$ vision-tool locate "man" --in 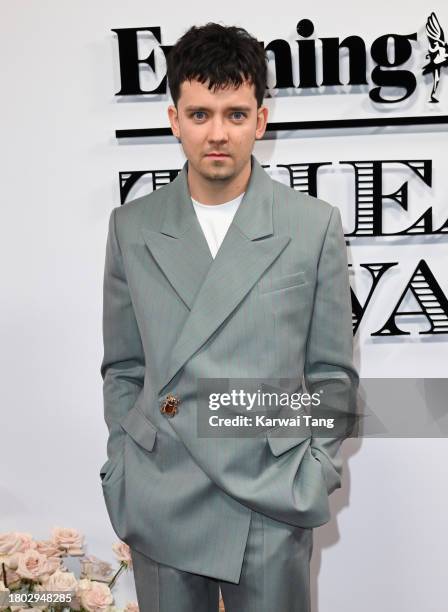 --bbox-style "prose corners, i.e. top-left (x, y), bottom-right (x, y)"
top-left (100, 23), bottom-right (359, 612)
